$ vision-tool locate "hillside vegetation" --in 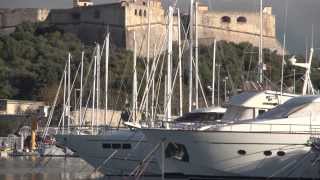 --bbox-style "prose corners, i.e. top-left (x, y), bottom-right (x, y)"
top-left (0, 22), bottom-right (319, 114)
